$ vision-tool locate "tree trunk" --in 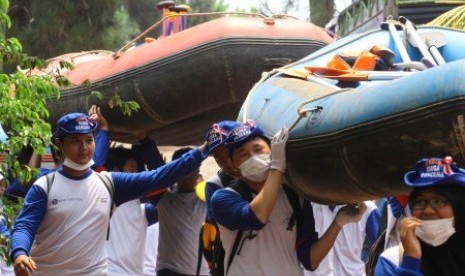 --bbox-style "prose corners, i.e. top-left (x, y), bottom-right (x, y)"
top-left (309, 0), bottom-right (334, 27)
